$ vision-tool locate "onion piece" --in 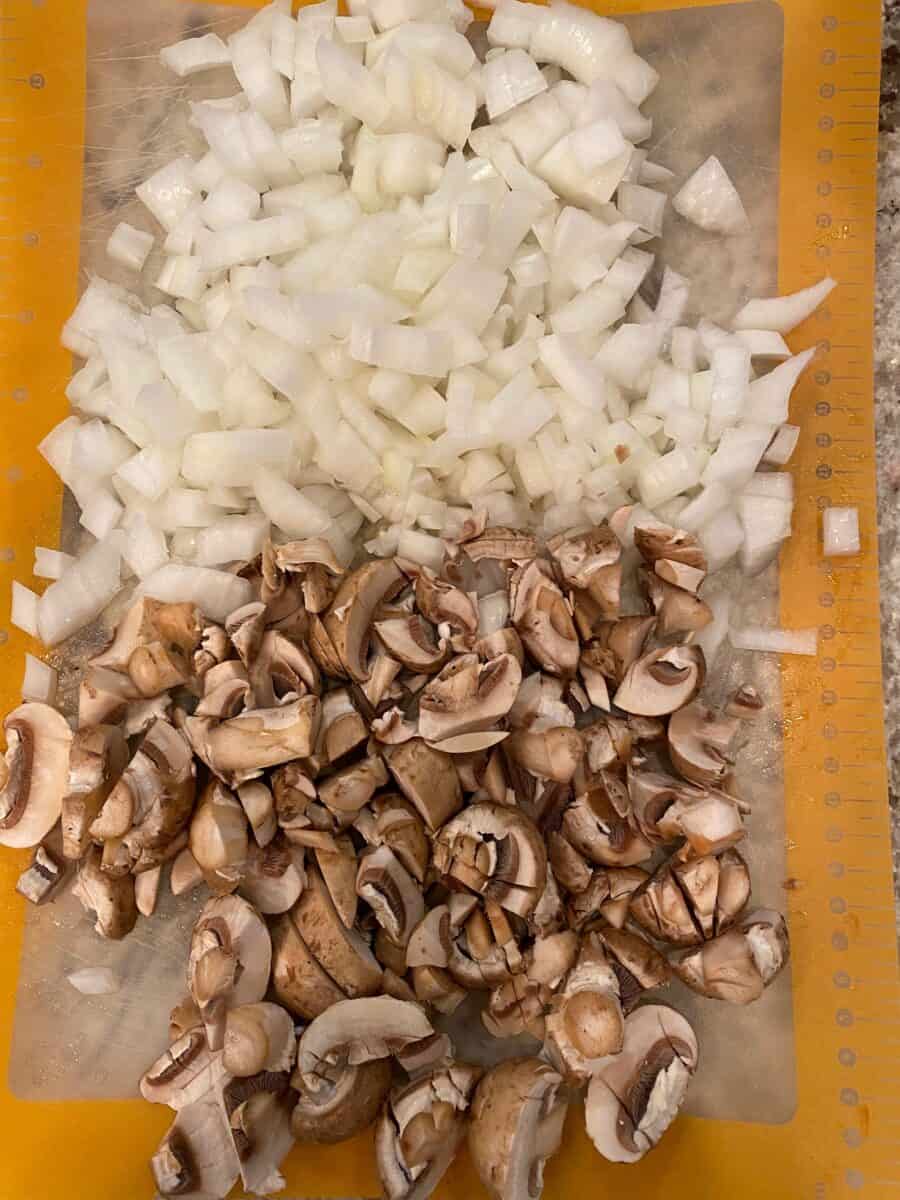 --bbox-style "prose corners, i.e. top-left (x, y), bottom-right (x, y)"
top-left (139, 564), bottom-right (254, 622)
top-left (673, 155), bottom-right (750, 235)
top-left (763, 424), bottom-right (801, 466)
top-left (823, 506), bottom-right (860, 558)
top-left (67, 967), bottom-right (121, 996)
top-left (160, 33), bottom-right (231, 77)
top-left (22, 653), bottom-right (57, 704)
top-left (744, 347), bottom-right (816, 425)
top-left (37, 534), bottom-right (124, 647)
top-left (253, 466), bottom-right (332, 538)
top-left (33, 547), bottom-right (75, 581)
top-left (730, 625), bottom-right (818, 657)
top-left (732, 276), bottom-right (837, 334)
top-left (482, 48), bottom-right (547, 120)
top-left (106, 222), bottom-right (154, 272)
top-left (11, 581), bottom-right (39, 636)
